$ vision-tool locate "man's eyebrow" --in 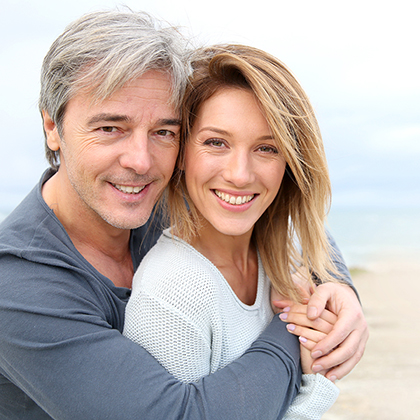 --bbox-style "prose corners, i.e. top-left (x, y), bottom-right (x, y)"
top-left (157, 118), bottom-right (181, 127)
top-left (87, 114), bottom-right (131, 125)
top-left (86, 115), bottom-right (181, 127)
